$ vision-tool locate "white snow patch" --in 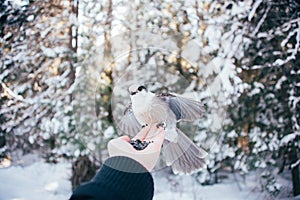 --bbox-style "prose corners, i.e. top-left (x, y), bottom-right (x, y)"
top-left (291, 159), bottom-right (300, 169)
top-left (274, 58), bottom-right (285, 66)
top-left (104, 126), bottom-right (115, 138)
top-left (153, 169), bottom-right (268, 200)
top-left (0, 159), bottom-right (295, 200)
top-left (280, 133), bottom-right (297, 146)
top-left (248, 0), bottom-right (263, 21)
top-left (275, 76), bottom-right (287, 89)
top-left (0, 160), bottom-right (71, 200)
top-left (41, 46), bottom-right (56, 58)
